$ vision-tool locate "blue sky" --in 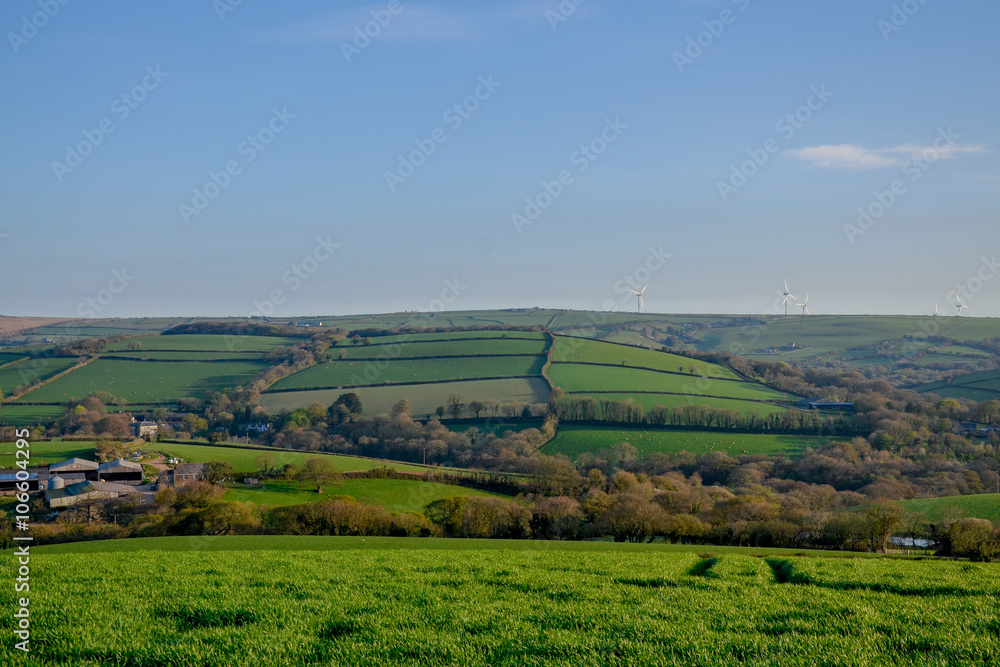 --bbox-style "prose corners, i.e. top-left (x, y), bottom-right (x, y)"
top-left (2, 0), bottom-right (998, 318)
